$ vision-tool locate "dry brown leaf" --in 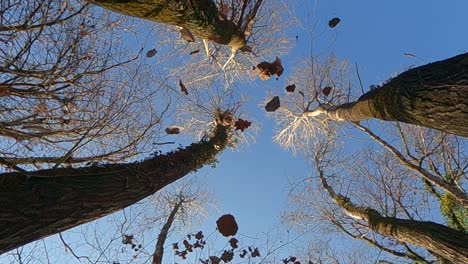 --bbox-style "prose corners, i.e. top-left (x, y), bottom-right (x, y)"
top-left (286, 84), bottom-right (296, 93)
top-left (189, 49), bottom-right (200, 55)
top-left (265, 96), bottom-right (280, 112)
top-left (165, 126), bottom-right (182, 135)
top-left (256, 57), bottom-right (284, 80)
top-left (234, 119), bottom-right (251, 132)
top-left (322, 86), bottom-right (332, 96)
top-left (179, 79), bottom-right (189, 95)
top-left (216, 214), bottom-right (238, 237)
top-left (328, 17), bottom-right (341, 28)
top-left (146, 49), bottom-right (157, 58)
